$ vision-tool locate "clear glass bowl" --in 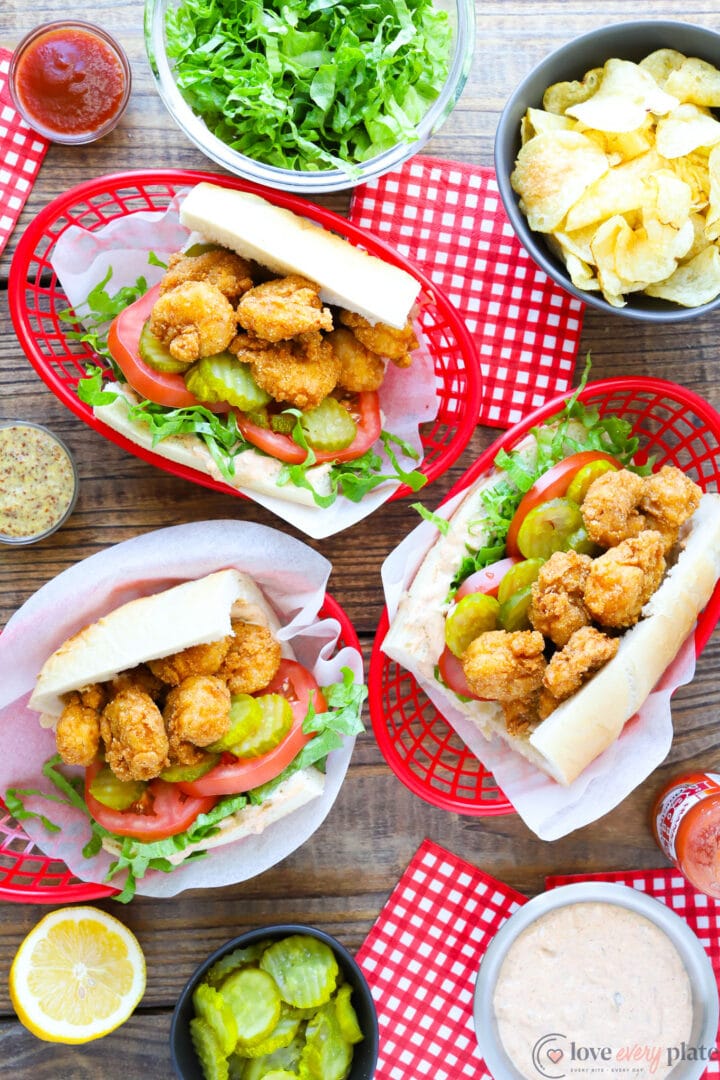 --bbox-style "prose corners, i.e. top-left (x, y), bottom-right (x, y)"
top-left (144, 0), bottom-right (475, 193)
top-left (0, 421), bottom-right (78, 546)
